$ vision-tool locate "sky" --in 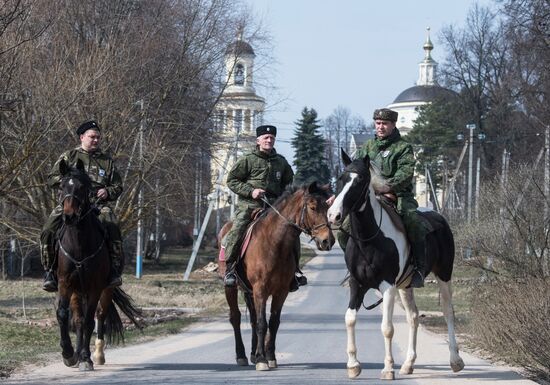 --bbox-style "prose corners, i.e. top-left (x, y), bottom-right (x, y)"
top-left (243, 0), bottom-right (489, 163)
